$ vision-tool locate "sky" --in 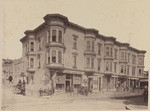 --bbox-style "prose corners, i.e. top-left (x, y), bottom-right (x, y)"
top-left (2, 0), bottom-right (150, 70)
